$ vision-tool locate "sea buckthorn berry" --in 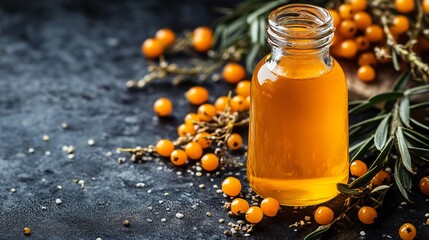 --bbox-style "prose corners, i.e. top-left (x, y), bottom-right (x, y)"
top-left (153, 98), bottom-right (173, 117)
top-left (357, 65), bottom-right (376, 82)
top-left (338, 20), bottom-right (358, 38)
top-left (260, 197), bottom-right (280, 217)
top-left (349, 0), bottom-right (367, 11)
top-left (184, 113), bottom-right (200, 125)
top-left (395, 0), bottom-right (415, 13)
top-left (23, 226), bottom-right (31, 235)
top-left (371, 169), bottom-right (392, 187)
top-left (358, 206), bottom-right (377, 224)
top-left (170, 149), bottom-right (187, 166)
top-left (245, 206), bottom-right (264, 224)
top-left (339, 40), bottom-right (358, 58)
top-left (419, 176), bottom-right (429, 196)
top-left (198, 104), bottom-right (217, 122)
top-left (314, 206), bottom-right (334, 225)
top-left (353, 11), bottom-right (373, 31)
top-left (236, 80), bottom-right (251, 97)
top-left (155, 28), bottom-right (175, 46)
top-left (177, 123), bottom-right (196, 137)
top-left (358, 52), bottom-right (377, 66)
top-left (332, 31), bottom-right (344, 47)
top-left (328, 9), bottom-right (341, 28)
top-left (201, 153), bottom-right (219, 171)
top-left (221, 177), bottom-right (242, 197)
top-left (184, 142), bottom-right (203, 160)
top-left (245, 96), bottom-right (250, 108)
top-left (192, 26), bottom-right (213, 52)
top-left (355, 36), bottom-right (370, 51)
top-left (195, 132), bottom-right (212, 149)
top-left (215, 96), bottom-right (230, 112)
top-left (391, 15), bottom-right (410, 35)
top-left (141, 38), bottom-right (164, 58)
top-left (227, 133), bottom-right (243, 150)
top-left (156, 139), bottom-right (175, 157)
top-left (230, 95), bottom-right (247, 112)
top-left (365, 25), bottom-right (384, 42)
top-left (399, 223), bottom-right (417, 240)
top-left (185, 86), bottom-right (209, 105)
top-left (231, 198), bottom-right (250, 215)
top-left (222, 63), bottom-right (246, 84)
top-left (338, 3), bottom-right (354, 20)
top-left (424, 0), bottom-right (429, 13)
top-left (350, 160), bottom-right (368, 177)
